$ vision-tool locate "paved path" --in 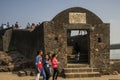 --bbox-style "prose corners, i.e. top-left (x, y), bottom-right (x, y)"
top-left (0, 72), bottom-right (120, 80)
